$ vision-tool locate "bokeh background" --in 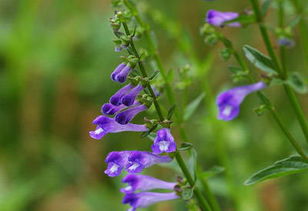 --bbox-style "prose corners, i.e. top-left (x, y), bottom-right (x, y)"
top-left (0, 0), bottom-right (307, 210)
